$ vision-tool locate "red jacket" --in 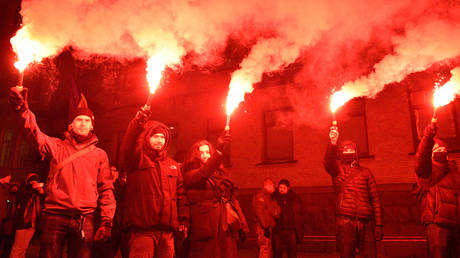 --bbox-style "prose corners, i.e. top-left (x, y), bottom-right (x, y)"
top-left (120, 118), bottom-right (188, 231)
top-left (323, 143), bottom-right (383, 225)
top-left (16, 109), bottom-right (115, 220)
top-left (414, 134), bottom-right (460, 227)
